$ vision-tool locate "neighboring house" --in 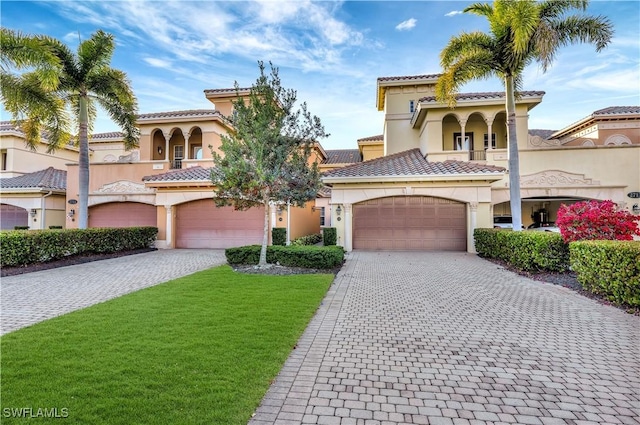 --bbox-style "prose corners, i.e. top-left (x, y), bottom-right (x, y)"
top-left (321, 74), bottom-right (640, 252)
top-left (0, 167), bottom-right (67, 230)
